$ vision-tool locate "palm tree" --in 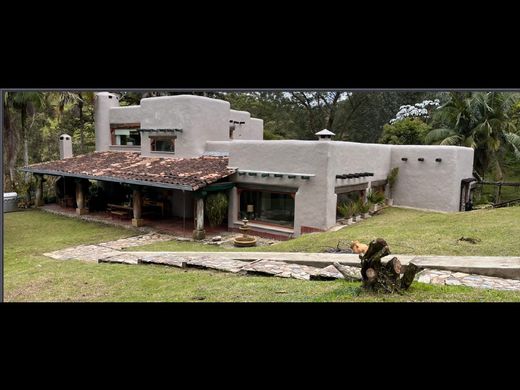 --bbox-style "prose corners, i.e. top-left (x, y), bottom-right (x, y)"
top-left (11, 92), bottom-right (45, 167)
top-left (10, 92), bottom-right (45, 199)
top-left (426, 92), bottom-right (520, 179)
